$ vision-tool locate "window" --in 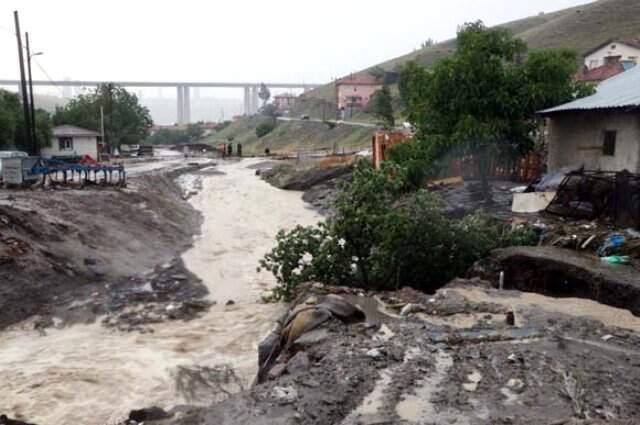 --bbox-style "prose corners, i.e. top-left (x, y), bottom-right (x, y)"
top-left (603, 130), bottom-right (617, 156)
top-left (589, 59), bottom-right (599, 68)
top-left (58, 136), bottom-right (73, 151)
